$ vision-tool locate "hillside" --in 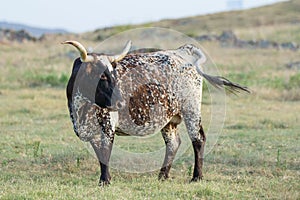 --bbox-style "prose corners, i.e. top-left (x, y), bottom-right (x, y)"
top-left (0, 21), bottom-right (68, 37)
top-left (87, 0), bottom-right (300, 43)
top-left (2, 0), bottom-right (300, 43)
top-left (151, 0), bottom-right (300, 35)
